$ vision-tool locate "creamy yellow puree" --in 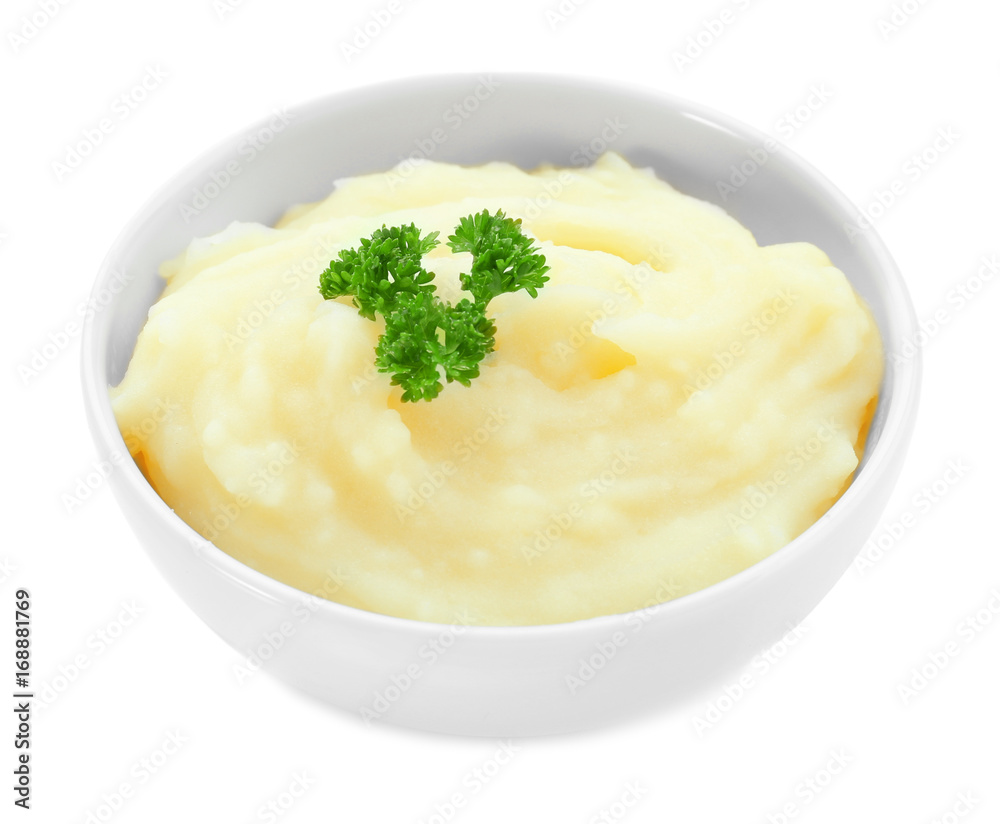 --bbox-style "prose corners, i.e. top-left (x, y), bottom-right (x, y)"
top-left (112, 153), bottom-right (883, 625)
